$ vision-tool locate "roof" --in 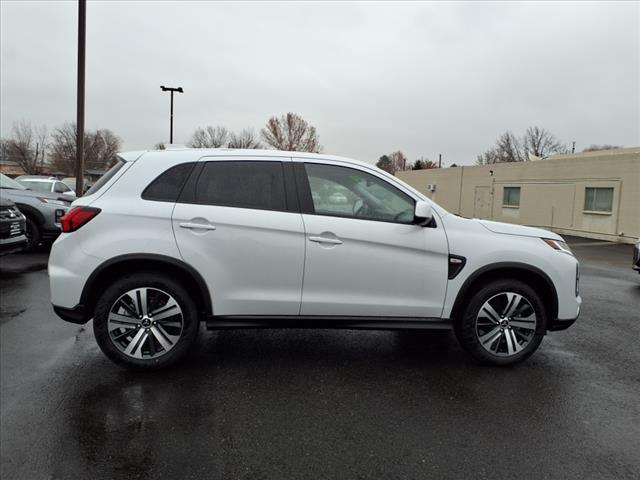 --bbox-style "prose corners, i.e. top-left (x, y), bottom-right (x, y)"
top-left (118, 148), bottom-right (376, 170)
top-left (16, 176), bottom-right (57, 182)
